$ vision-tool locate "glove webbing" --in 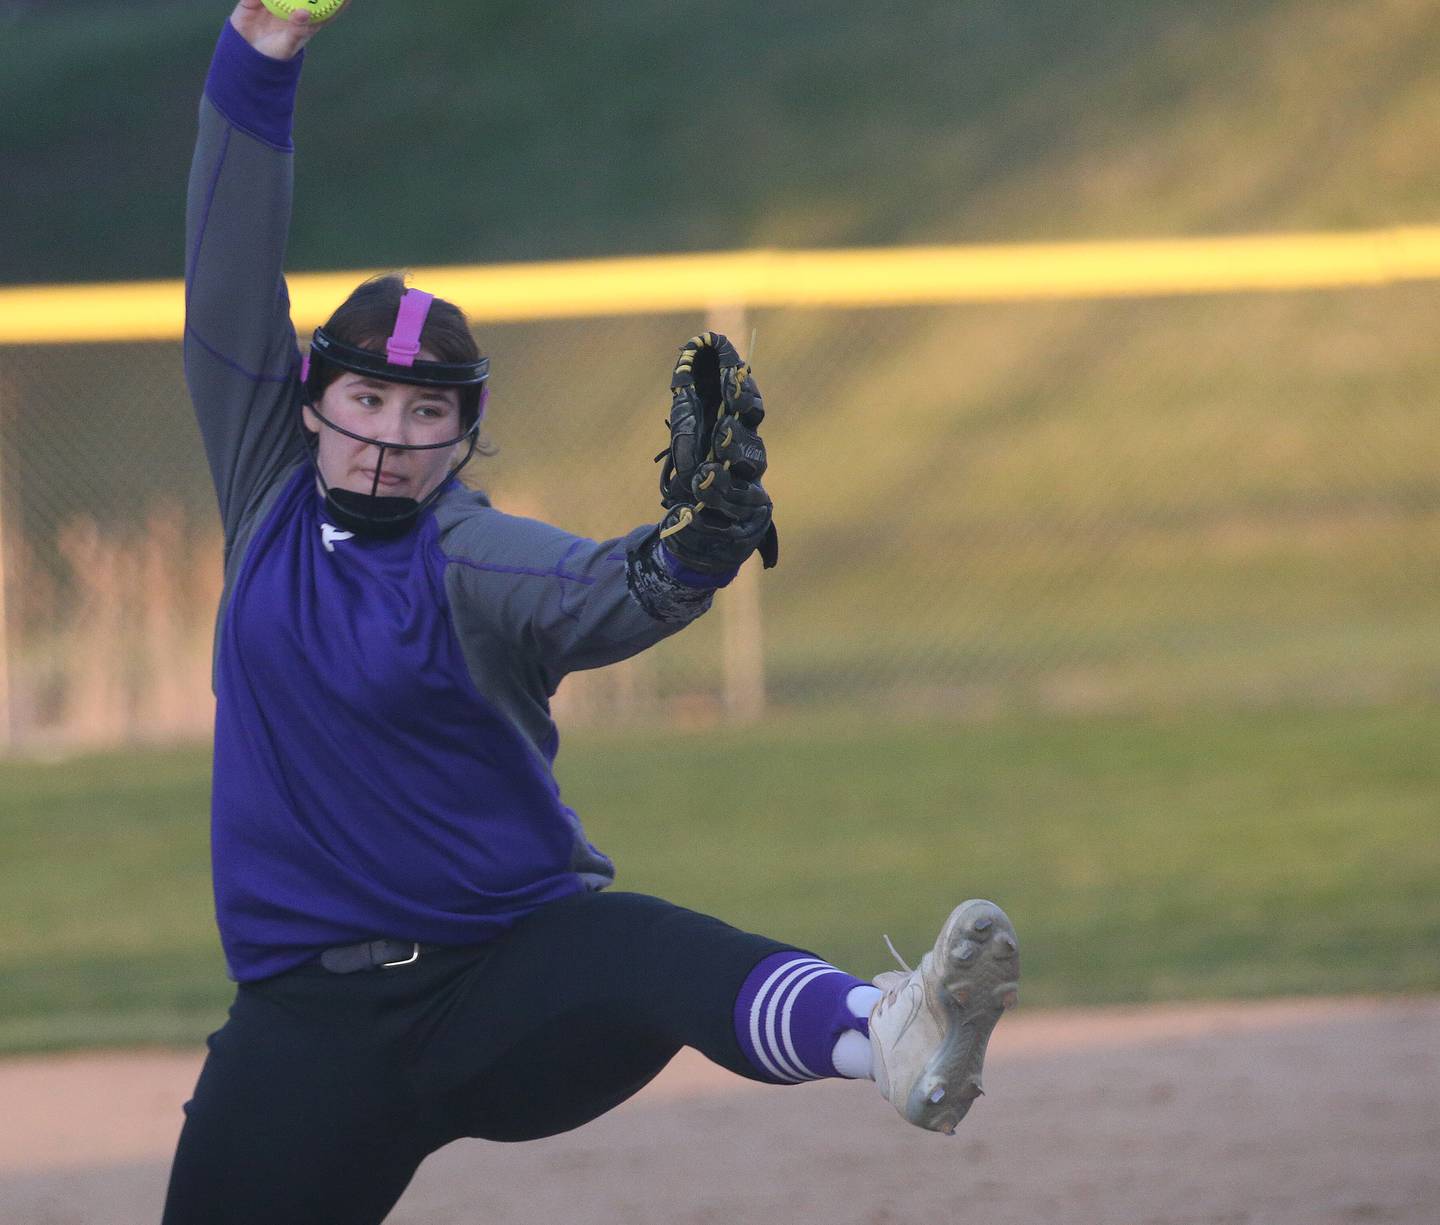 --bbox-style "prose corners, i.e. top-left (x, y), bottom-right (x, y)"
top-left (658, 332), bottom-right (751, 541)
